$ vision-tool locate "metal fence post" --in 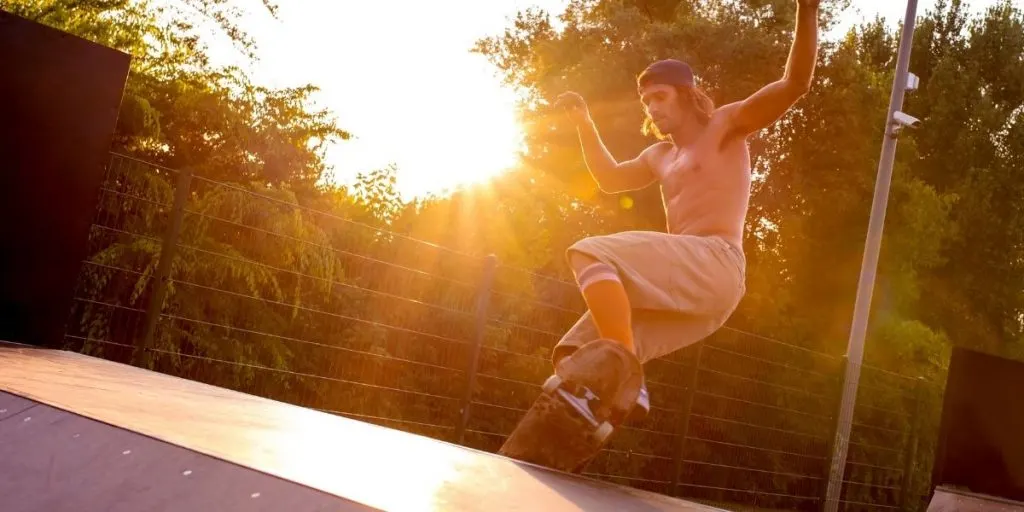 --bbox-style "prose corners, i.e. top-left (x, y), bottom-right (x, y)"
top-left (138, 168), bottom-right (192, 356)
top-left (671, 342), bottom-right (704, 497)
top-left (455, 253), bottom-right (498, 444)
top-left (900, 379), bottom-right (925, 510)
